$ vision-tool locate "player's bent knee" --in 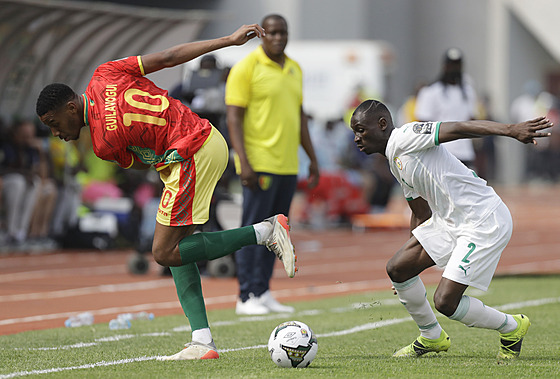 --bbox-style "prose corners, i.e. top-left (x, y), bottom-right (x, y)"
top-left (433, 292), bottom-right (460, 317)
top-left (151, 246), bottom-right (175, 267)
top-left (386, 259), bottom-right (407, 283)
